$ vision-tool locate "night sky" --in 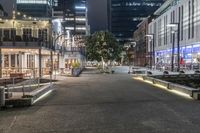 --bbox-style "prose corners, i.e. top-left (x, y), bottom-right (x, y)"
top-left (0, 0), bottom-right (107, 34)
top-left (87, 0), bottom-right (108, 33)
